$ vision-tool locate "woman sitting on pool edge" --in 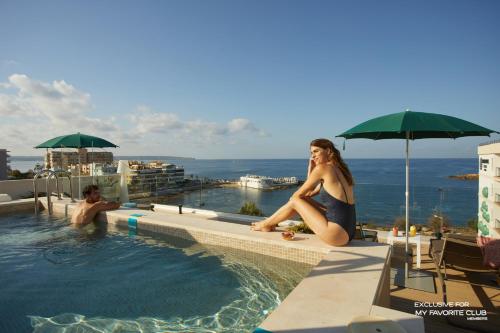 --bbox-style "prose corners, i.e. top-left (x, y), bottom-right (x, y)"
top-left (251, 138), bottom-right (356, 246)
